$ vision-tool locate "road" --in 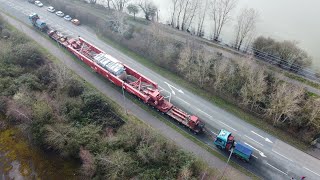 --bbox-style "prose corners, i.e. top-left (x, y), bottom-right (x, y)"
top-left (2, 0), bottom-right (320, 179)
